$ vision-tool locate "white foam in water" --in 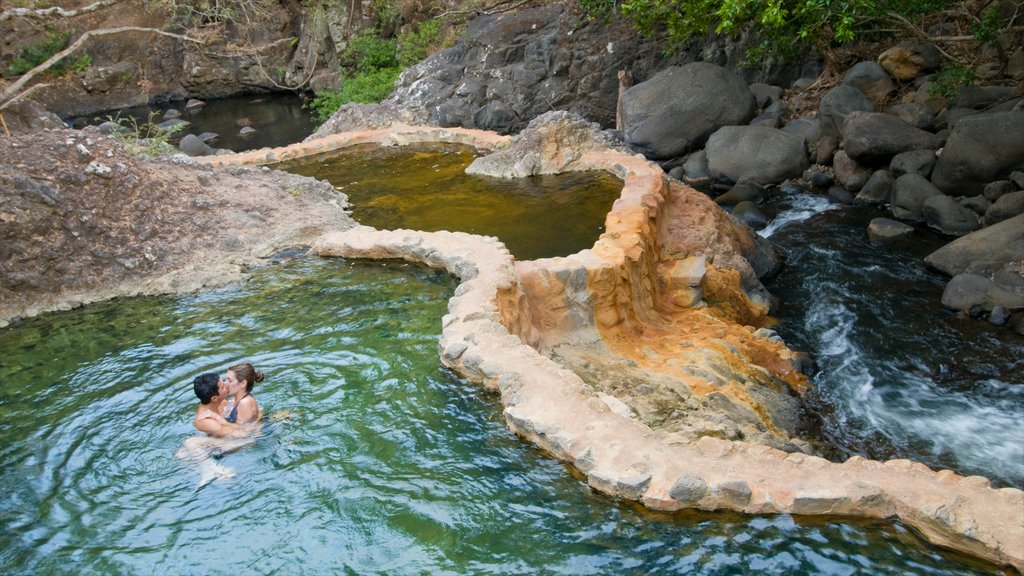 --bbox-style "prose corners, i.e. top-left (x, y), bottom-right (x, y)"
top-left (805, 277), bottom-right (1024, 485)
top-left (758, 194), bottom-right (836, 238)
